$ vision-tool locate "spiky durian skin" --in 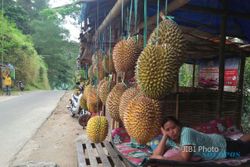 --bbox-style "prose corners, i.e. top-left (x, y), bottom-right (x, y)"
top-left (98, 79), bottom-right (116, 104)
top-left (106, 83), bottom-right (127, 122)
top-left (79, 95), bottom-right (88, 110)
top-left (86, 87), bottom-right (102, 113)
top-left (102, 55), bottom-right (115, 73)
top-left (86, 116), bottom-right (108, 143)
top-left (136, 45), bottom-right (179, 99)
top-left (148, 19), bottom-right (186, 64)
top-left (124, 95), bottom-right (162, 144)
top-left (112, 37), bottom-right (143, 73)
top-left (83, 84), bottom-right (93, 100)
top-left (88, 65), bottom-right (94, 80)
top-left (119, 87), bottom-right (138, 123)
